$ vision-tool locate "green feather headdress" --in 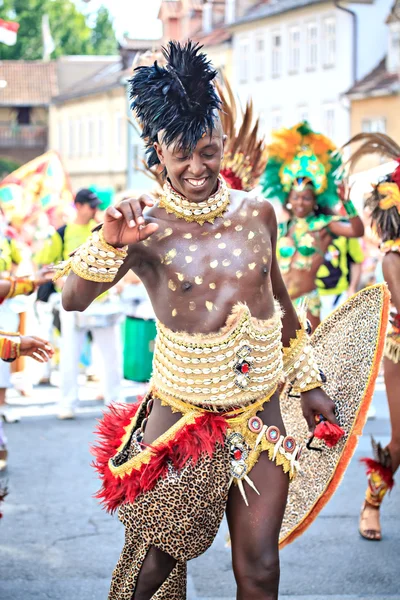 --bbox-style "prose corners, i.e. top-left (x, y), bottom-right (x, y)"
top-left (261, 121), bottom-right (343, 209)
